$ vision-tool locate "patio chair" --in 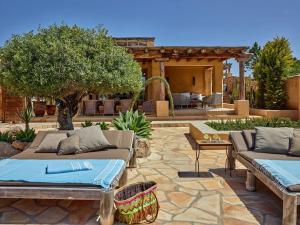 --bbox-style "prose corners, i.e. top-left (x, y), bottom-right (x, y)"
top-left (141, 100), bottom-right (154, 114)
top-left (119, 99), bottom-right (132, 113)
top-left (103, 100), bottom-right (115, 115)
top-left (202, 92), bottom-right (222, 108)
top-left (83, 100), bottom-right (97, 116)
